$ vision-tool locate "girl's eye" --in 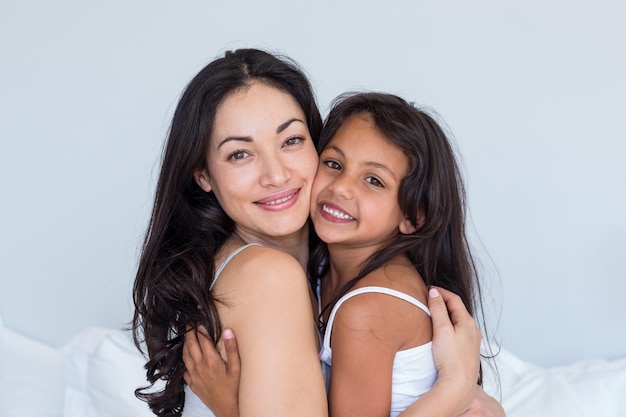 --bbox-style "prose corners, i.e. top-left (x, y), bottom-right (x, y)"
top-left (284, 136), bottom-right (304, 147)
top-left (324, 160), bottom-right (341, 170)
top-left (227, 150), bottom-right (249, 161)
top-left (366, 176), bottom-right (384, 187)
